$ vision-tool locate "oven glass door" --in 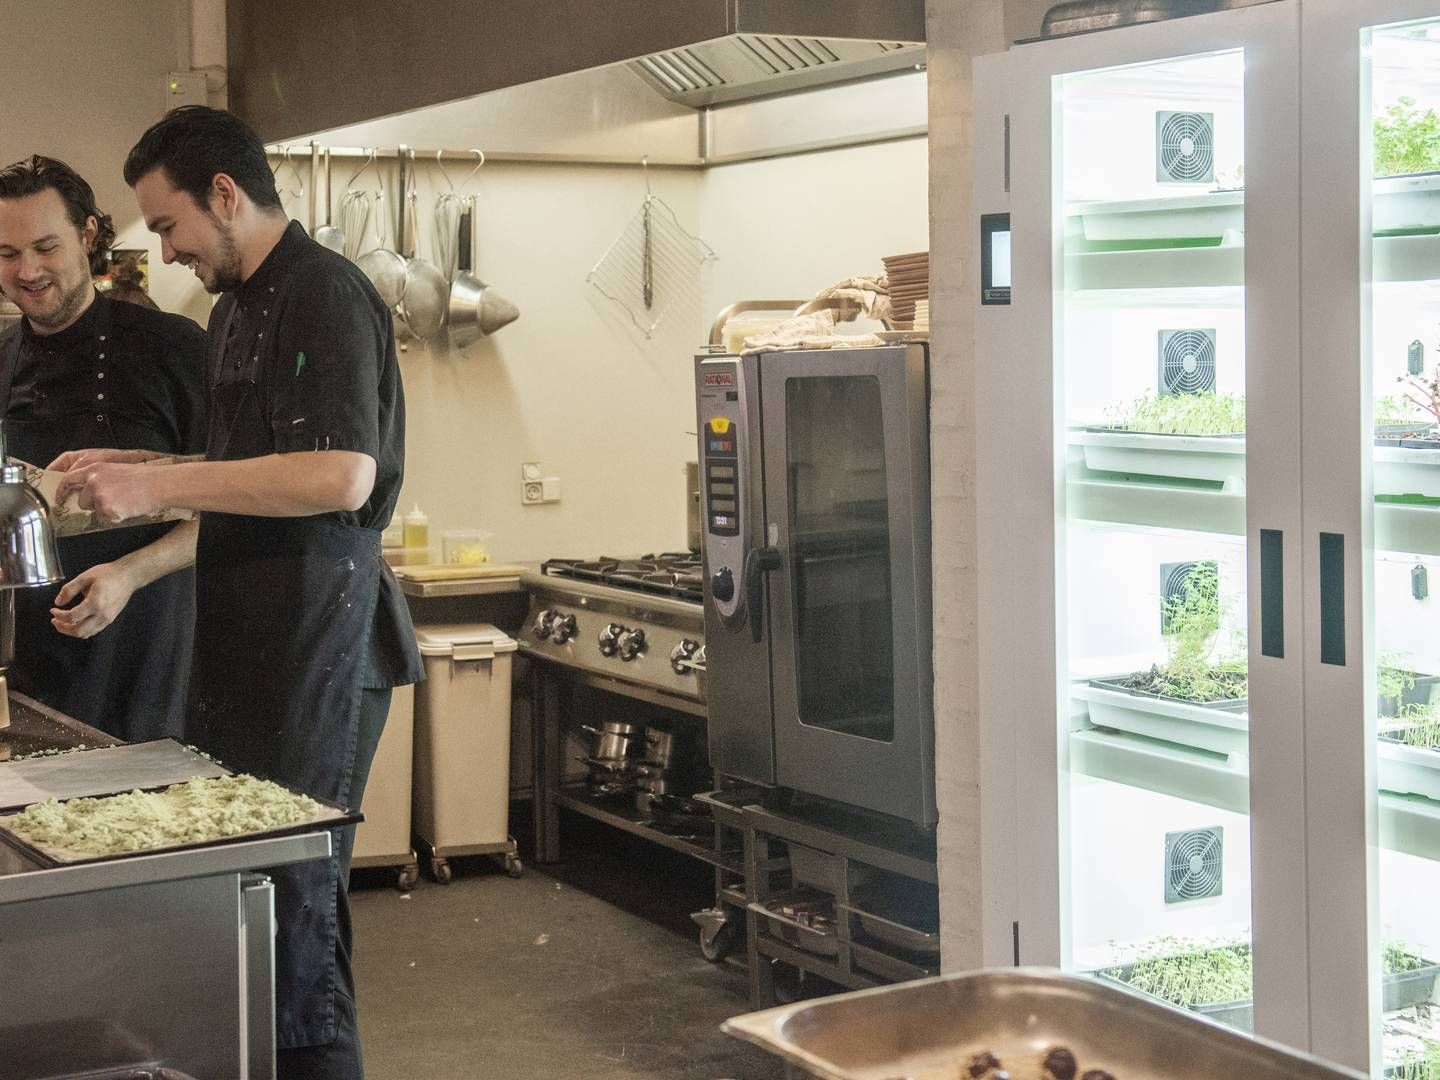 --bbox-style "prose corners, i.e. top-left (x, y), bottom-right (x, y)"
top-left (760, 345), bottom-right (933, 824)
